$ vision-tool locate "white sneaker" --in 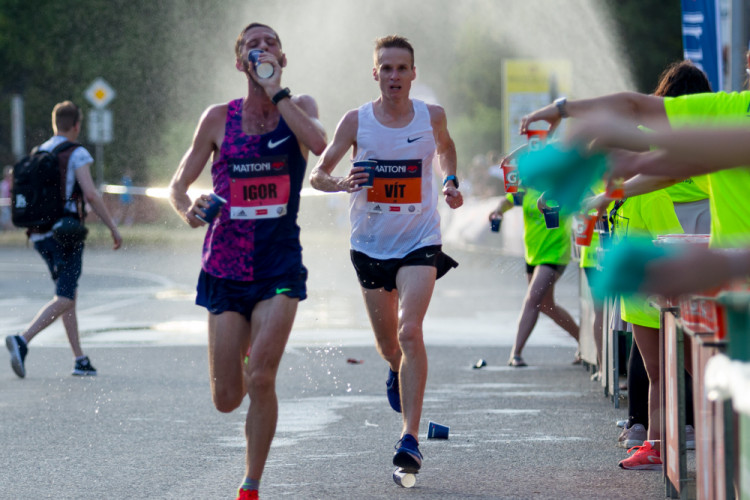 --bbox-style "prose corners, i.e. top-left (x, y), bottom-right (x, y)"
top-left (616, 419), bottom-right (628, 429)
top-left (617, 423), bottom-right (646, 448)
